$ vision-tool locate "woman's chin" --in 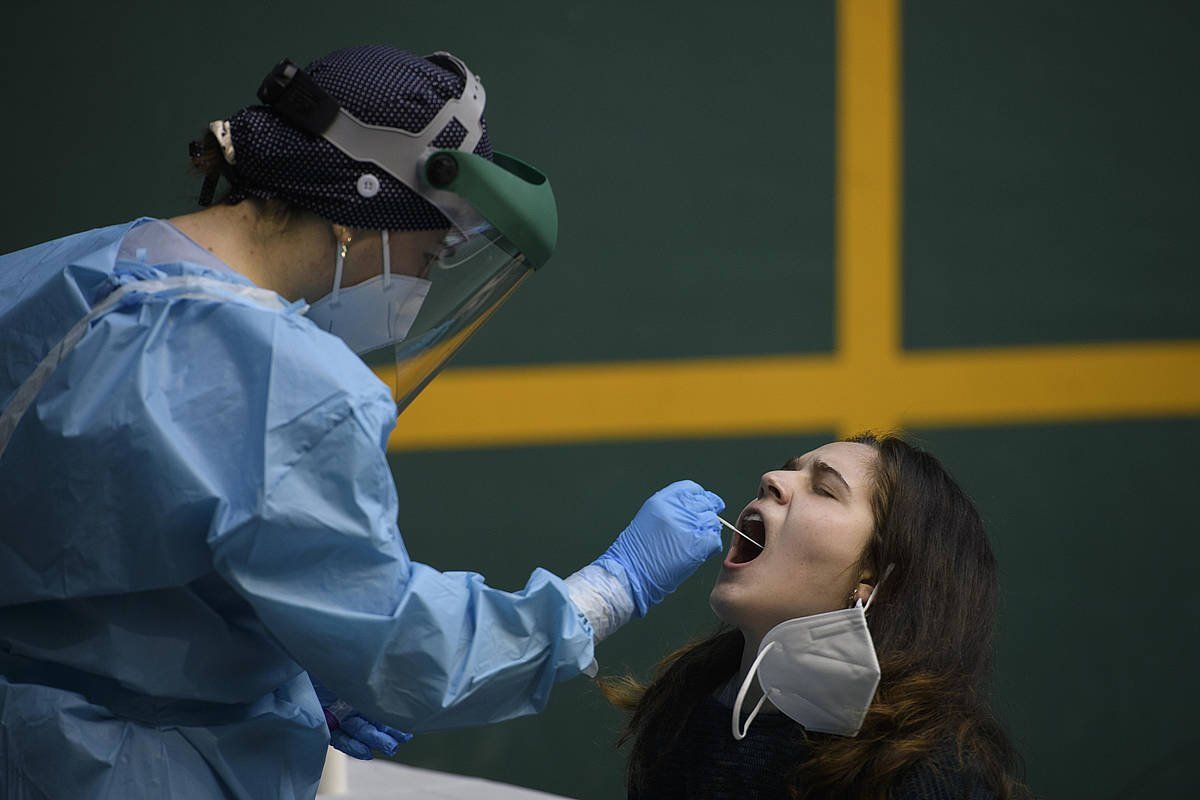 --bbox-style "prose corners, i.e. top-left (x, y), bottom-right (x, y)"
top-left (708, 579), bottom-right (744, 626)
